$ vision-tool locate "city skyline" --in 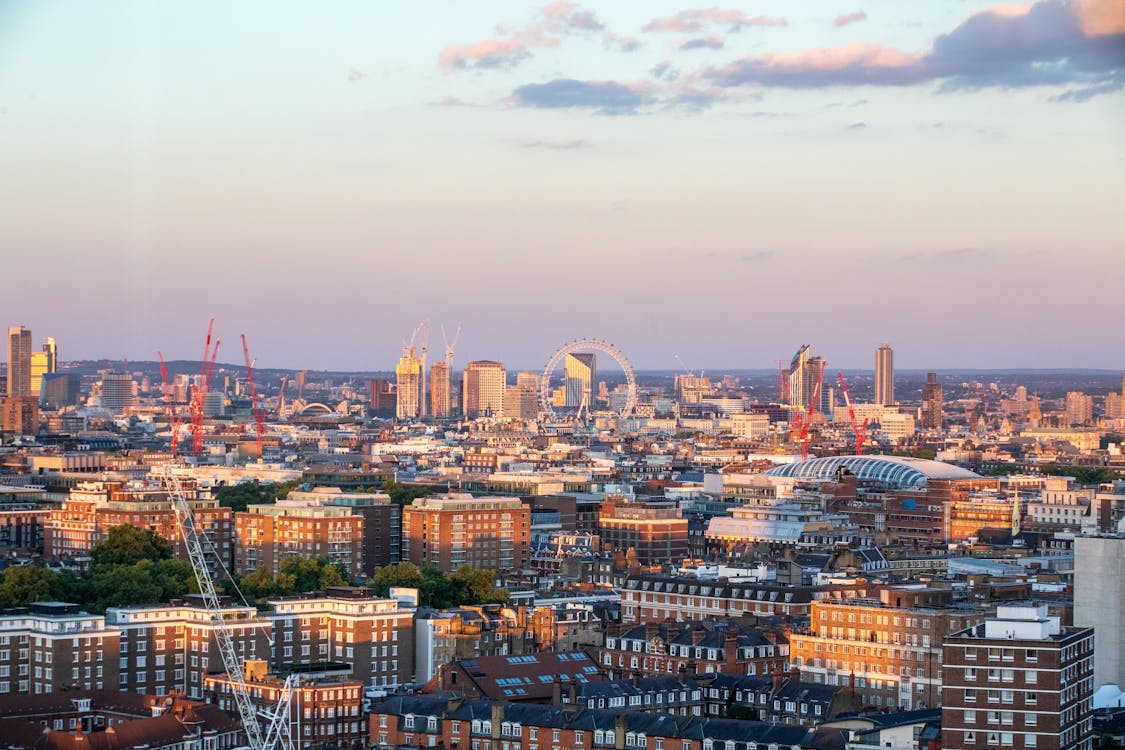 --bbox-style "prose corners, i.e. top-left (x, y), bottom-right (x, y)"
top-left (6, 319), bottom-right (1125, 375)
top-left (2, 0), bottom-right (1123, 370)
